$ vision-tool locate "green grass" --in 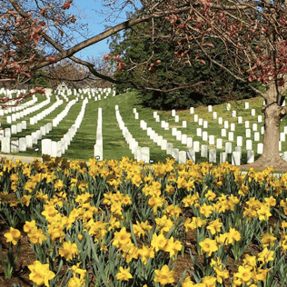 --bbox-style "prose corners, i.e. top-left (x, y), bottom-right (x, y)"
top-left (2, 91), bottom-right (287, 163)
